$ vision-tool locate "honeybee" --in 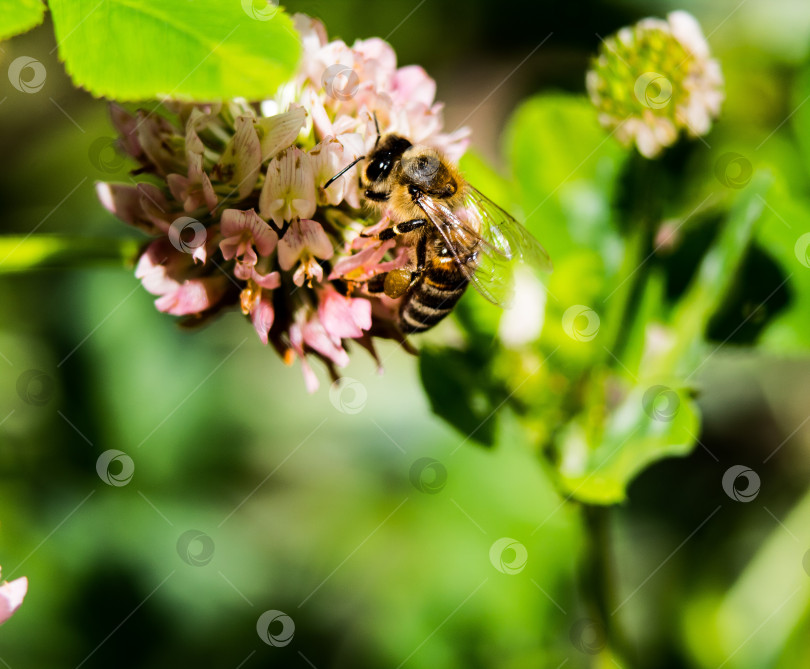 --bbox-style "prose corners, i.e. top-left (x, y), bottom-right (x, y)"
top-left (326, 127), bottom-right (552, 333)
